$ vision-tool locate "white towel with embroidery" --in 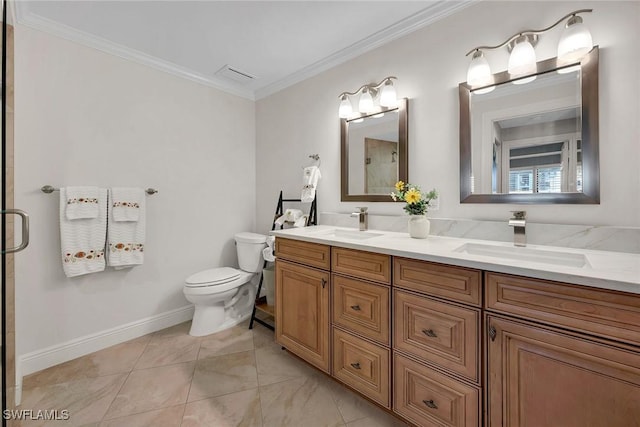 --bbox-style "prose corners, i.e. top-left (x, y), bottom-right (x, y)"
top-left (107, 188), bottom-right (145, 269)
top-left (111, 187), bottom-right (143, 222)
top-left (301, 166), bottom-right (321, 202)
top-left (65, 186), bottom-right (100, 220)
top-left (60, 187), bottom-right (107, 277)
